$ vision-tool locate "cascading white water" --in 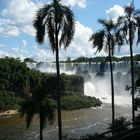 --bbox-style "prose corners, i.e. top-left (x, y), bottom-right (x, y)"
top-left (84, 72), bottom-right (132, 106)
top-left (27, 61), bottom-right (132, 106)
